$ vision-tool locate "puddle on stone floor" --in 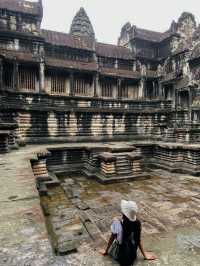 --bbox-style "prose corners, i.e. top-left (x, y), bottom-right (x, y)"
top-left (39, 171), bottom-right (200, 265)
